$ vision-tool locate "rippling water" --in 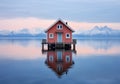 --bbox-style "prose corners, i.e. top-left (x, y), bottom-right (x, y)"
top-left (0, 39), bottom-right (120, 84)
